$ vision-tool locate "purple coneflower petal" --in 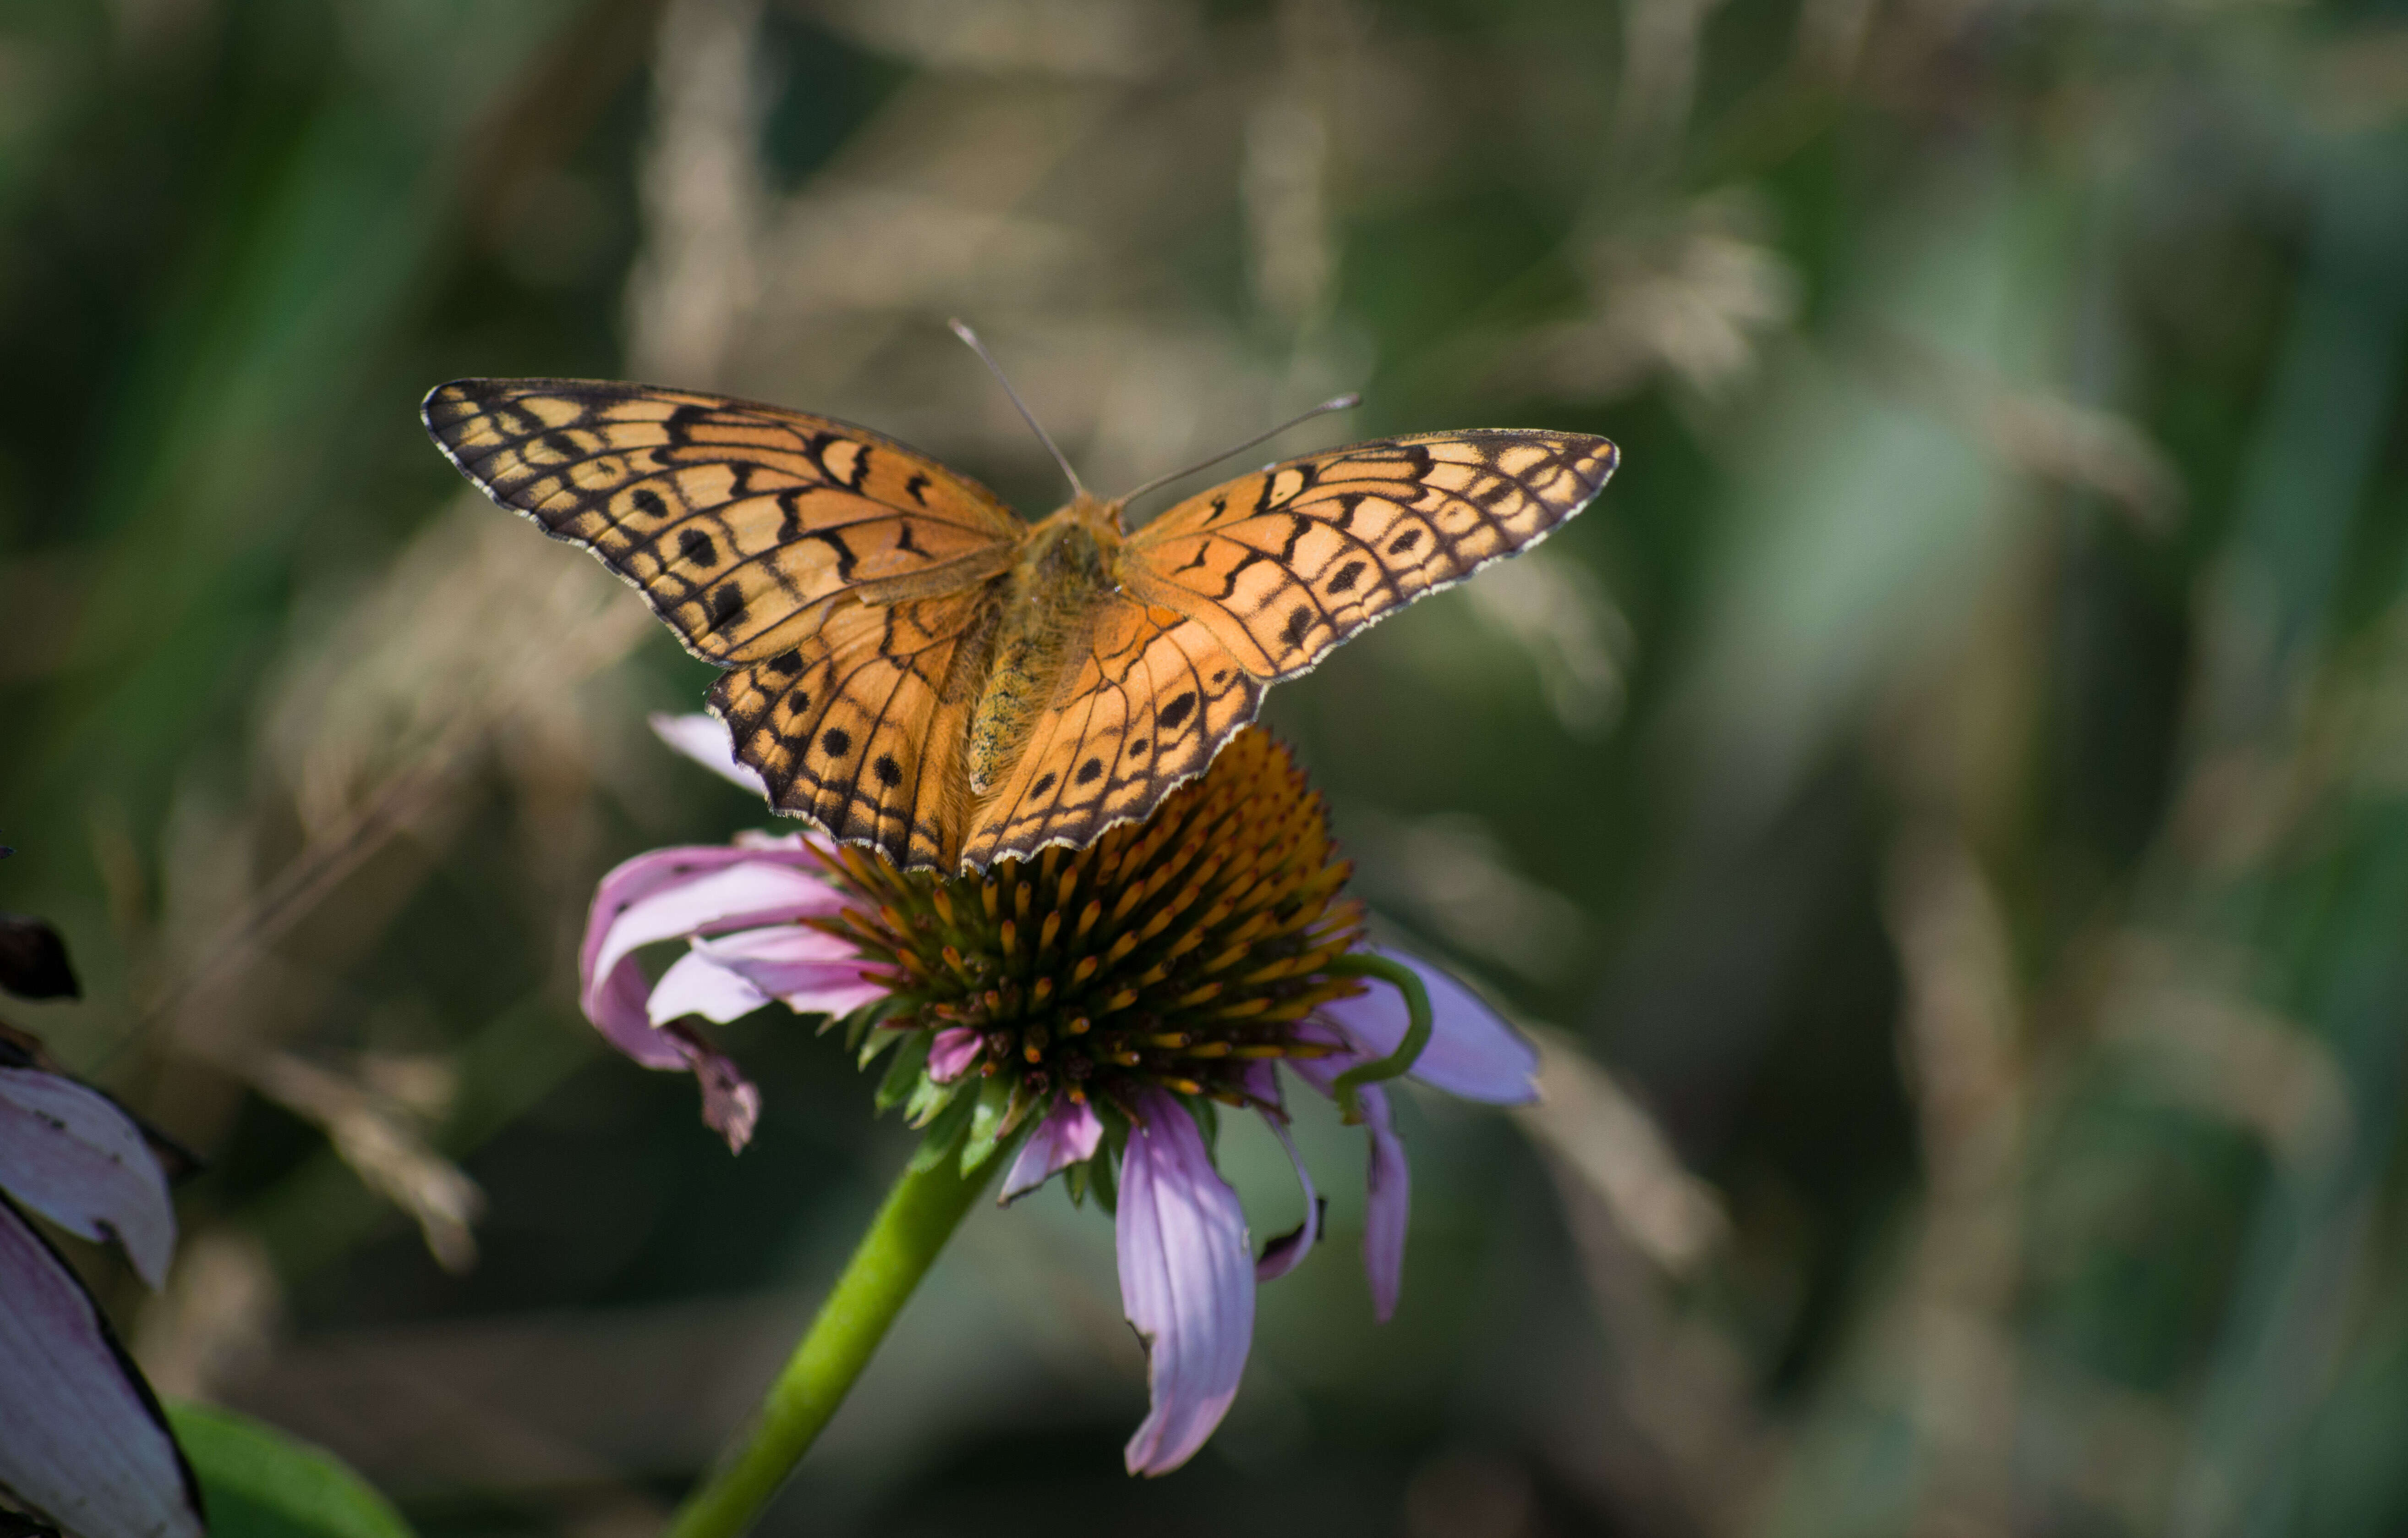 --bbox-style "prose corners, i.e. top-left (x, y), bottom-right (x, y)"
top-left (1357, 1082), bottom-right (1410, 1321)
top-left (1320, 945), bottom-right (1540, 1105)
top-left (580, 844), bottom-right (844, 1066)
top-left (690, 924), bottom-right (888, 1016)
top-left (1289, 1050), bottom-right (1413, 1320)
top-left (1118, 1088), bottom-right (1255, 1476)
top-left (647, 950), bottom-right (772, 1026)
top-left (1253, 1111), bottom-right (1322, 1283)
top-left (1000, 1096), bottom-right (1103, 1201)
top-left (0, 1068), bottom-right (176, 1289)
top-left (0, 1197), bottom-right (204, 1538)
top-left (649, 710), bottom-right (770, 796)
top-left (927, 1027), bottom-right (984, 1083)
